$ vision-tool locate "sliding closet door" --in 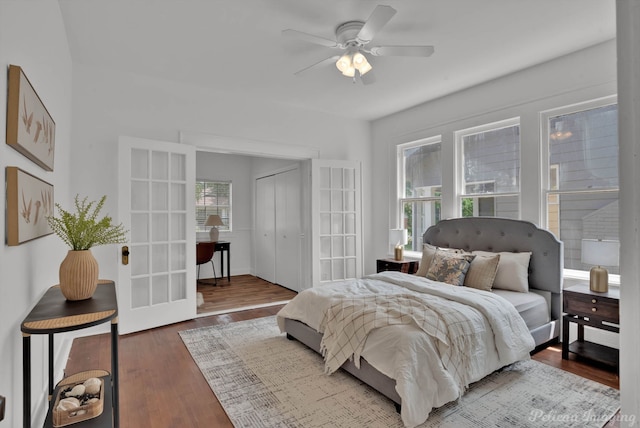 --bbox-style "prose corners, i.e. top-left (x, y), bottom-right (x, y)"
top-left (255, 175), bottom-right (276, 282)
top-left (275, 168), bottom-right (301, 291)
